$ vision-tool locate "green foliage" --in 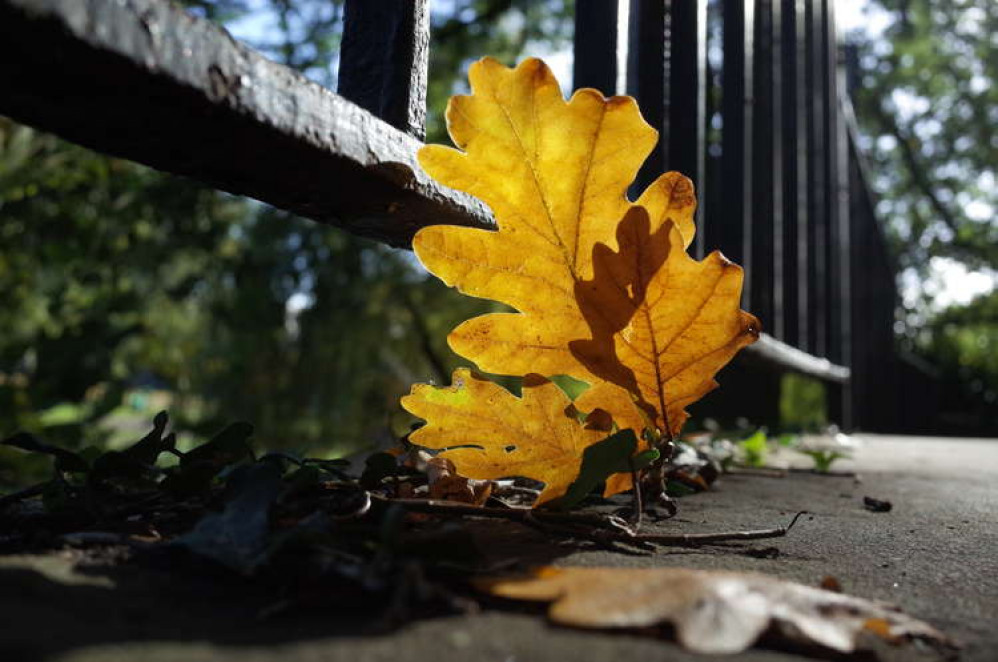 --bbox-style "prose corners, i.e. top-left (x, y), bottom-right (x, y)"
top-left (779, 374), bottom-right (828, 432)
top-left (0, 118), bottom-right (244, 446)
top-left (800, 449), bottom-right (848, 474)
top-left (738, 430), bottom-right (768, 468)
top-left (851, 0), bottom-right (996, 286)
top-left (914, 291), bottom-right (998, 431)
